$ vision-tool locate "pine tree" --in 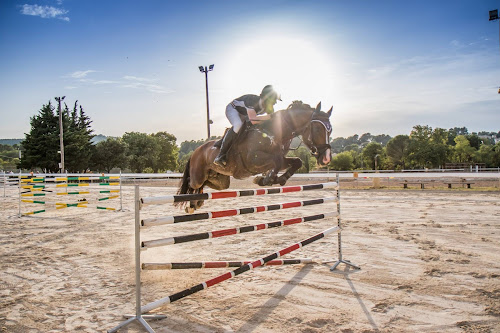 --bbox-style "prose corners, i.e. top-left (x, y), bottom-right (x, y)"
top-left (64, 101), bottom-right (95, 172)
top-left (19, 101), bottom-right (60, 172)
top-left (19, 99), bottom-right (95, 172)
